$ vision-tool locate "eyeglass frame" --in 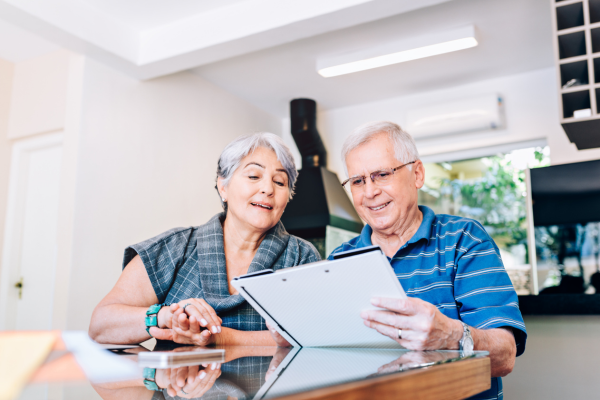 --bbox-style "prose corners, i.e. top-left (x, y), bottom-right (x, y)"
top-left (341, 161), bottom-right (417, 190)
